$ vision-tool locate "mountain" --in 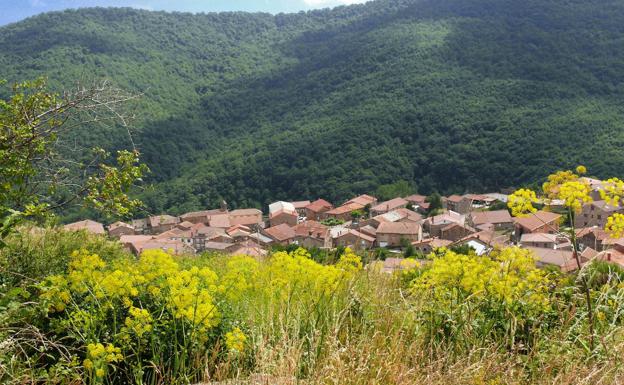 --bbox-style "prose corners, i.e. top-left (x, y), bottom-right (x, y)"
top-left (2, 0), bottom-right (624, 213)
